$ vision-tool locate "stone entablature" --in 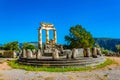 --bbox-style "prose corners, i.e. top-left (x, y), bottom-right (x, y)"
top-left (40, 22), bottom-right (54, 28)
